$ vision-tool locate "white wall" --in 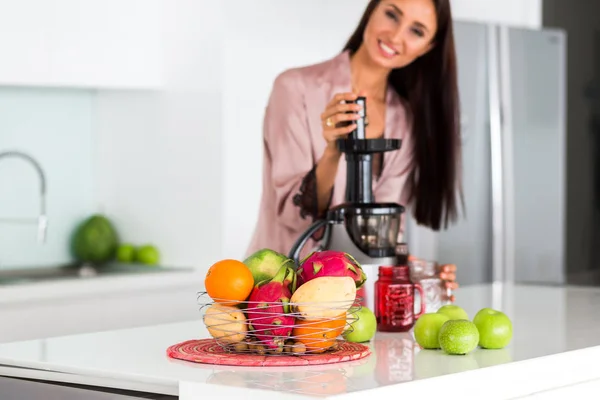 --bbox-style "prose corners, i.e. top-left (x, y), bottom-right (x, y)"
top-left (93, 0), bottom-right (223, 271)
top-left (0, 0), bottom-right (162, 89)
